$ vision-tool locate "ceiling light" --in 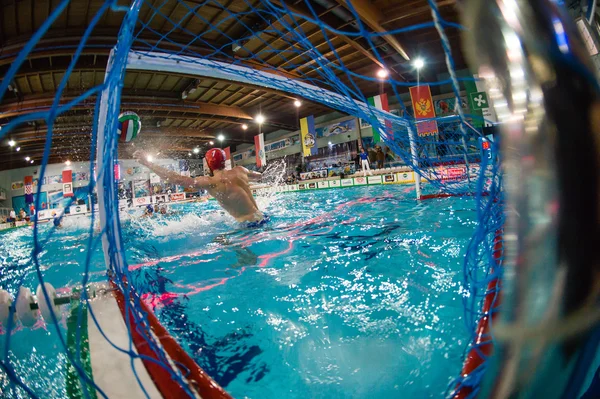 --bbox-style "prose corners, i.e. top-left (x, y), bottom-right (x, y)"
top-left (30, 160), bottom-right (34, 164)
top-left (209, 141), bottom-right (214, 145)
top-left (217, 134), bottom-right (225, 142)
top-left (188, 152), bottom-right (192, 156)
top-left (146, 155), bottom-right (153, 162)
top-left (294, 100), bottom-right (302, 108)
top-left (16, 147), bottom-right (20, 152)
top-left (255, 114), bottom-right (265, 124)
top-left (8, 140), bottom-right (15, 147)
top-left (25, 156), bottom-right (30, 161)
top-left (414, 58), bottom-right (425, 70)
top-left (193, 147), bottom-right (200, 154)
top-left (328, 141), bottom-right (332, 145)
top-left (241, 124), bottom-right (248, 130)
top-left (65, 160), bottom-right (71, 166)
top-left (376, 69), bottom-right (389, 79)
